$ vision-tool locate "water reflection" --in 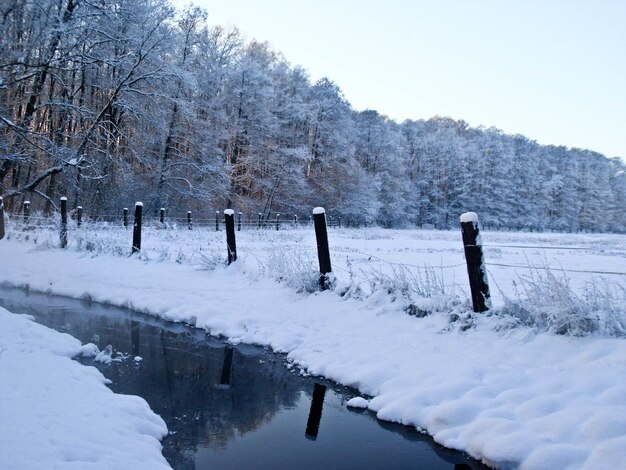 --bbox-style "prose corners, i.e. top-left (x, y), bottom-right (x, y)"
top-left (0, 286), bottom-right (488, 470)
top-left (305, 383), bottom-right (327, 440)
